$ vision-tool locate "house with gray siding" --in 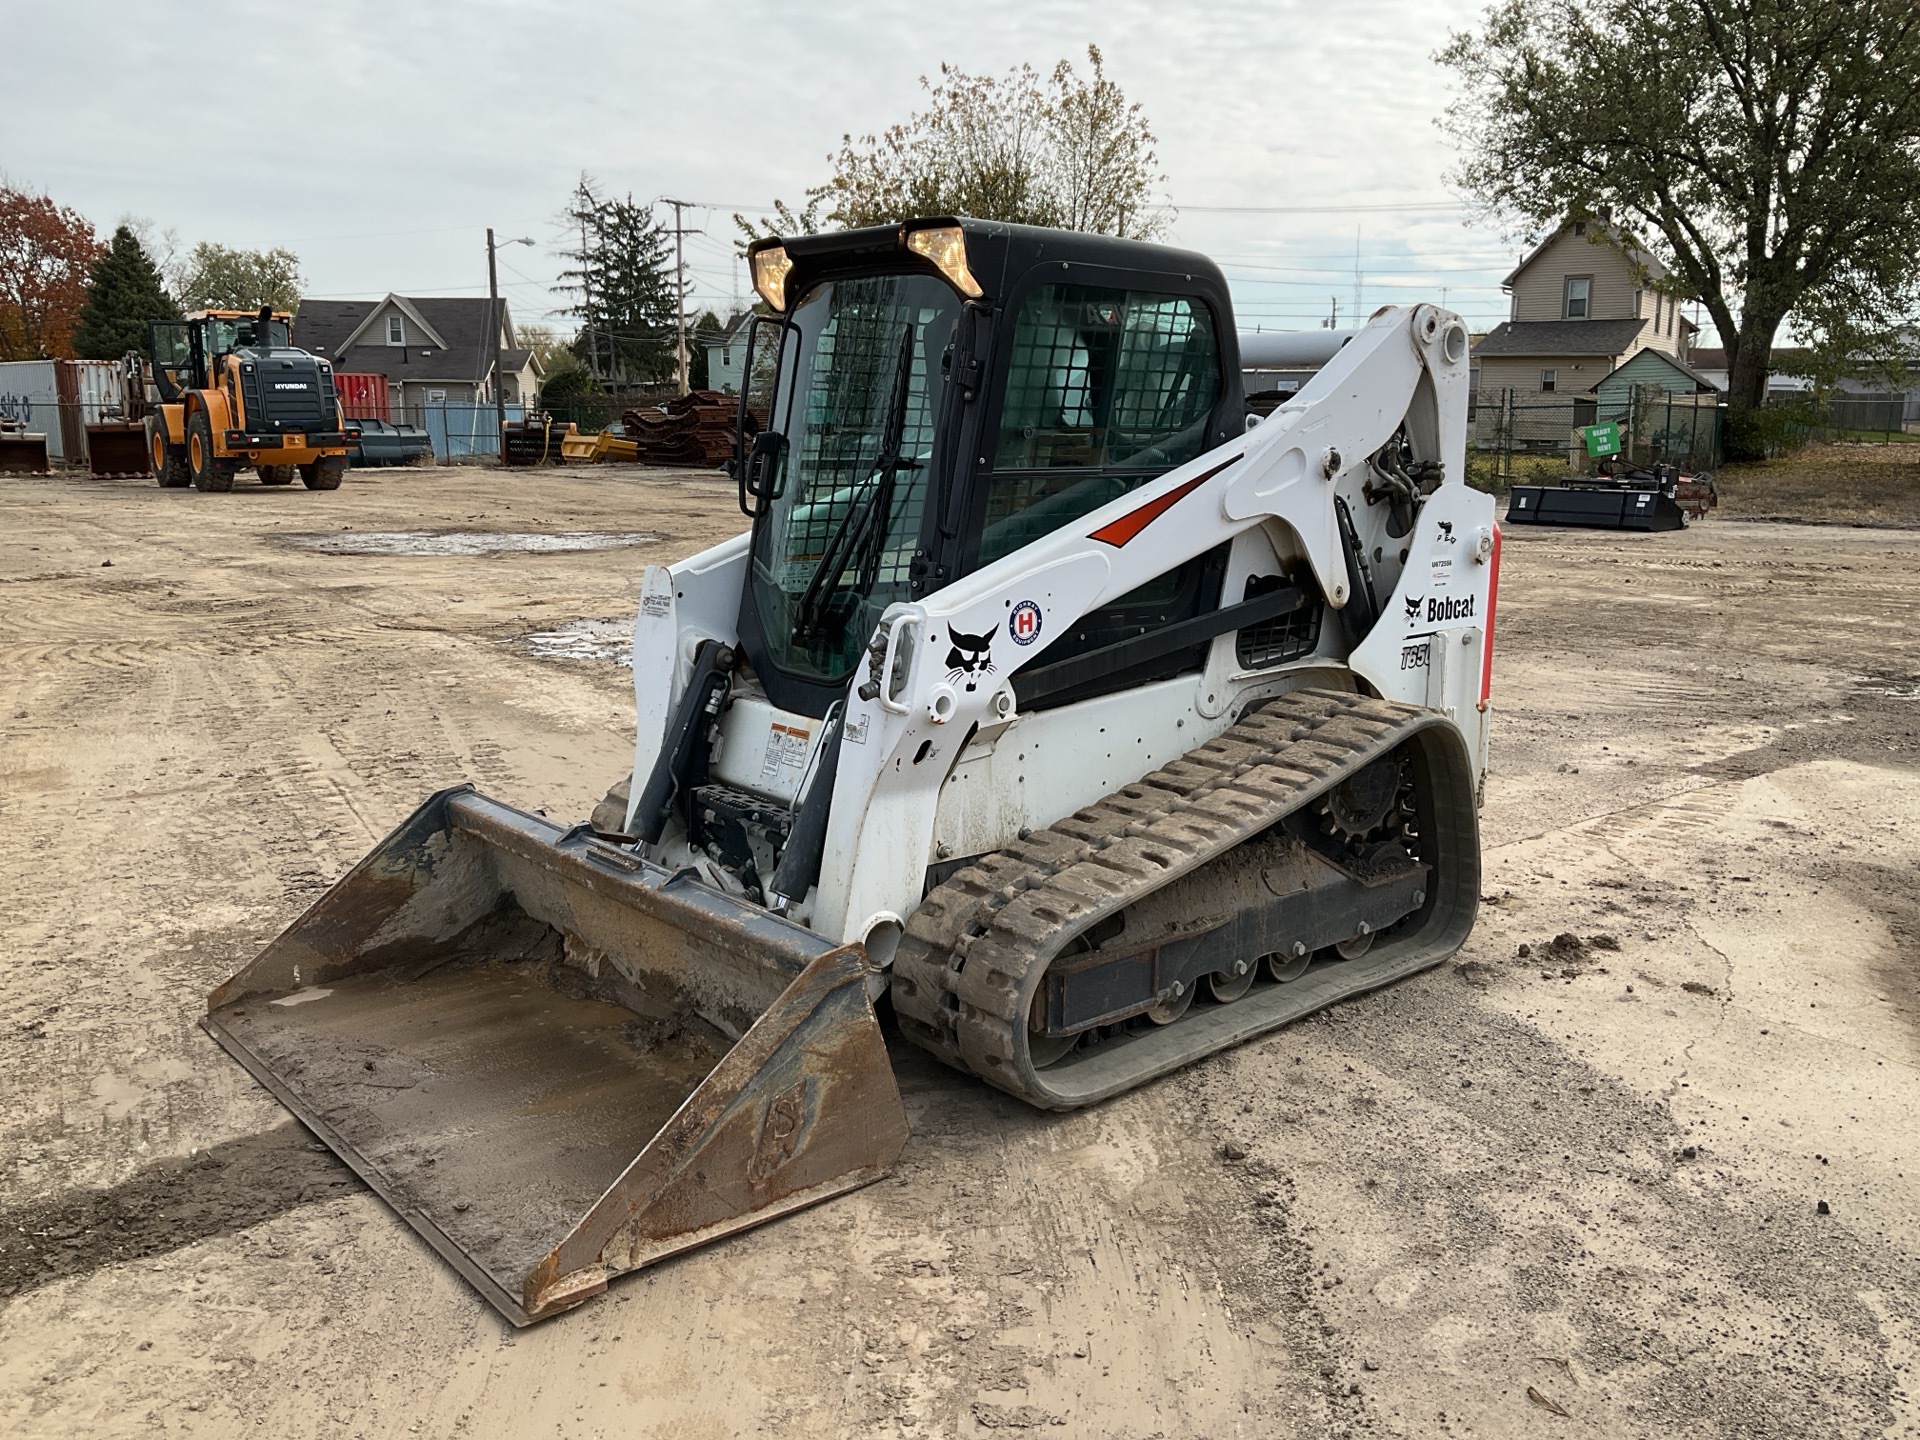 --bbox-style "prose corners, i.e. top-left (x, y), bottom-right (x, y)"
top-left (293, 295), bottom-right (539, 416)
